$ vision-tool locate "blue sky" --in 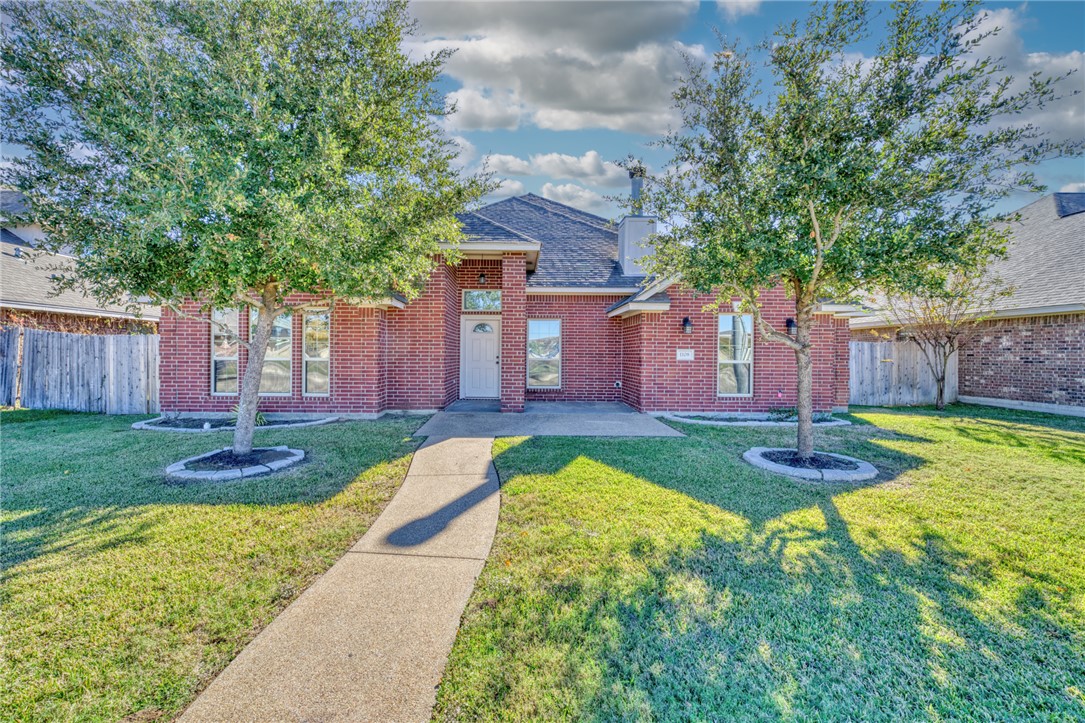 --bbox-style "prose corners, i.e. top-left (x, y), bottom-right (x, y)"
top-left (411, 1), bottom-right (1085, 218)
